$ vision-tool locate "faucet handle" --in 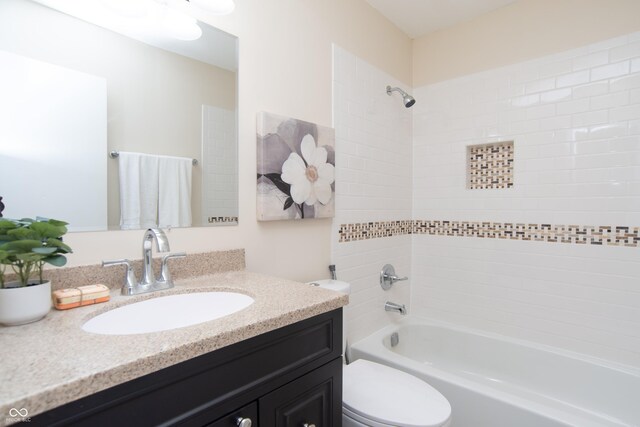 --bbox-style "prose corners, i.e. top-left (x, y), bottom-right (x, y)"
top-left (380, 264), bottom-right (408, 290)
top-left (102, 259), bottom-right (137, 295)
top-left (158, 252), bottom-right (187, 284)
